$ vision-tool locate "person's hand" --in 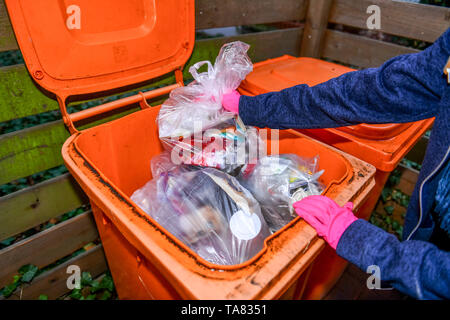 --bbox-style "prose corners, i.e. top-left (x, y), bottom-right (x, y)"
top-left (222, 90), bottom-right (240, 114)
top-left (293, 195), bottom-right (358, 250)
